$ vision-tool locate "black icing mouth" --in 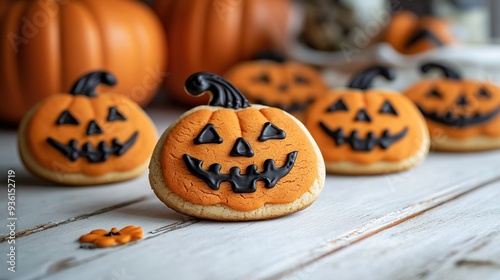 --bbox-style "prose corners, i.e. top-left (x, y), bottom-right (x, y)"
top-left (254, 98), bottom-right (315, 113)
top-left (417, 105), bottom-right (500, 128)
top-left (182, 151), bottom-right (298, 193)
top-left (46, 132), bottom-right (138, 163)
top-left (319, 122), bottom-right (408, 151)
